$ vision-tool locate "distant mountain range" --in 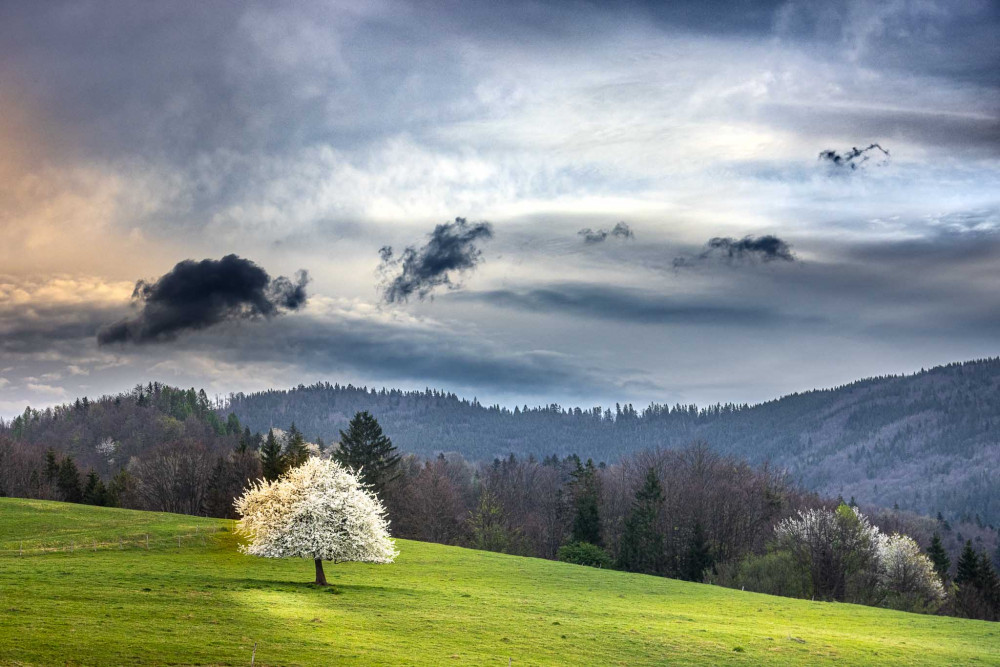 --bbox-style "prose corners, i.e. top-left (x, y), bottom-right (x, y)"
top-left (6, 359), bottom-right (997, 526)
top-left (225, 358), bottom-right (1000, 526)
